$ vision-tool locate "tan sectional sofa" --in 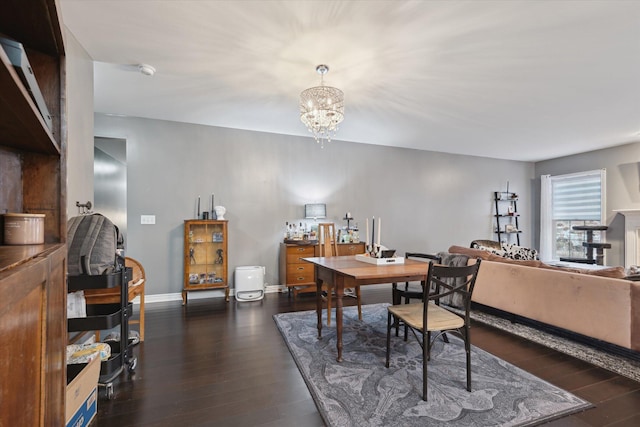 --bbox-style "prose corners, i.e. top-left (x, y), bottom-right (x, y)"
top-left (448, 245), bottom-right (640, 353)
